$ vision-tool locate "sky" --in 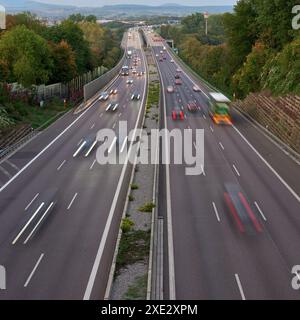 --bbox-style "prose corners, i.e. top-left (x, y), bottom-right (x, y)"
top-left (35, 0), bottom-right (237, 7)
